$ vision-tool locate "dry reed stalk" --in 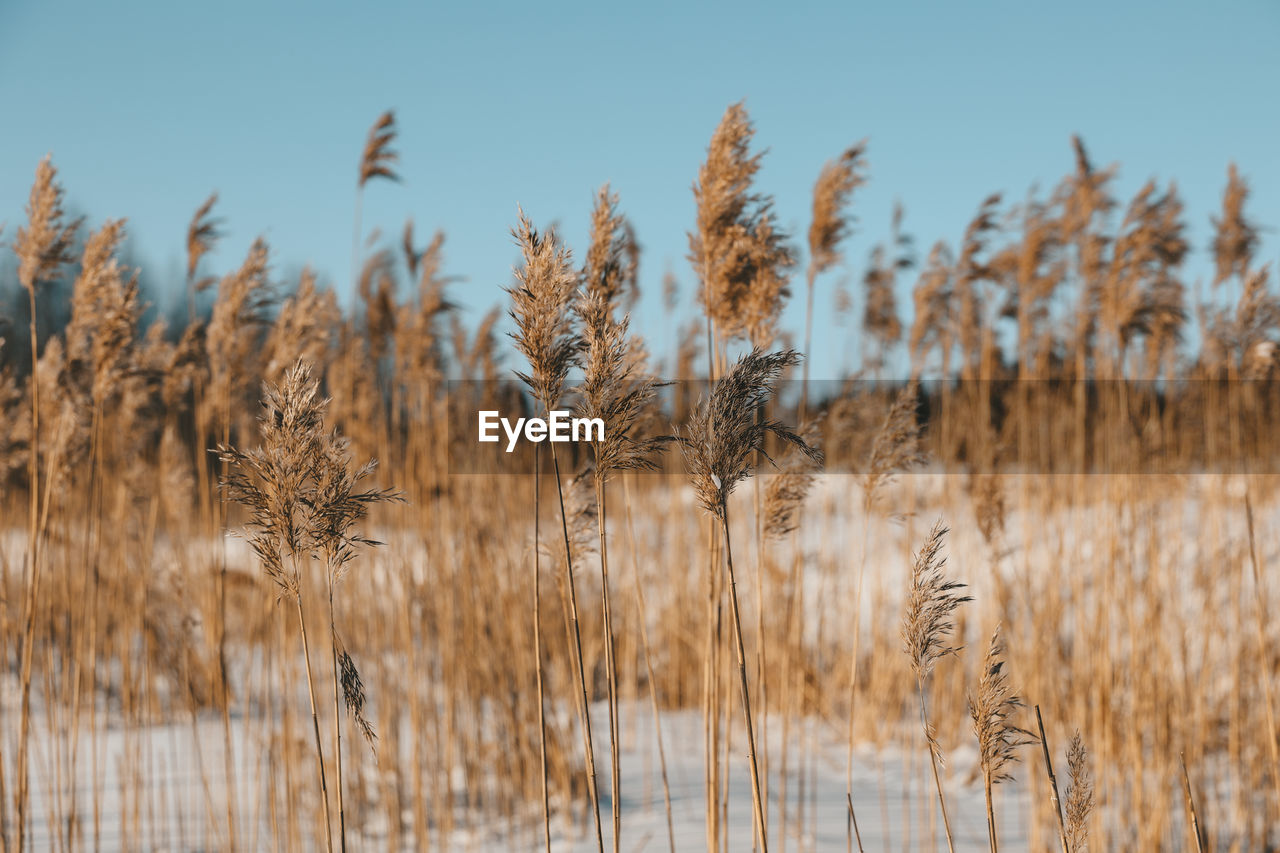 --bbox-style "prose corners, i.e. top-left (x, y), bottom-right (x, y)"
top-left (12, 155), bottom-right (81, 853)
top-left (689, 105), bottom-right (796, 847)
top-left (803, 147), bottom-right (874, 853)
top-left (533, 441), bottom-right (551, 853)
top-left (1243, 494), bottom-right (1280, 817)
top-left (1034, 707), bottom-right (1070, 853)
top-left (1179, 753), bottom-right (1205, 853)
top-left (66, 217), bottom-right (142, 853)
top-left (901, 521), bottom-right (969, 853)
top-left (206, 236), bottom-right (274, 850)
top-left (968, 624), bottom-right (1033, 853)
top-left (678, 348), bottom-right (820, 853)
top-left (507, 211), bottom-right (604, 853)
top-left (218, 362), bottom-right (397, 852)
top-left (621, 474), bottom-right (676, 853)
top-left (577, 188), bottom-right (668, 853)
